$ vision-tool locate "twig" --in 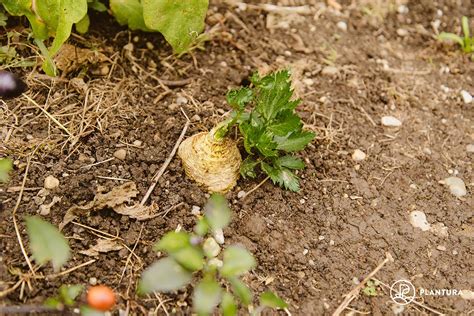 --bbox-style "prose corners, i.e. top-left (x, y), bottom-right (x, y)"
top-left (159, 78), bottom-right (192, 87)
top-left (22, 93), bottom-right (74, 138)
top-left (240, 176), bottom-right (270, 200)
top-left (140, 110), bottom-right (190, 206)
top-left (12, 155), bottom-right (36, 276)
top-left (119, 224), bottom-right (144, 283)
top-left (46, 259), bottom-right (96, 279)
top-left (332, 252), bottom-right (394, 316)
top-left (0, 280), bottom-right (23, 298)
